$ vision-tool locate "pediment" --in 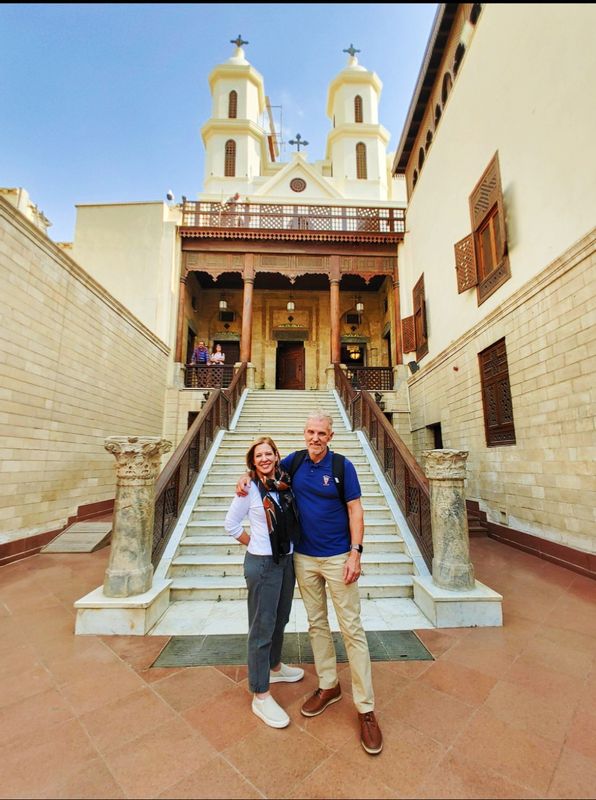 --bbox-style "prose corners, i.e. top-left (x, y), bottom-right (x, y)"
top-left (254, 155), bottom-right (343, 201)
